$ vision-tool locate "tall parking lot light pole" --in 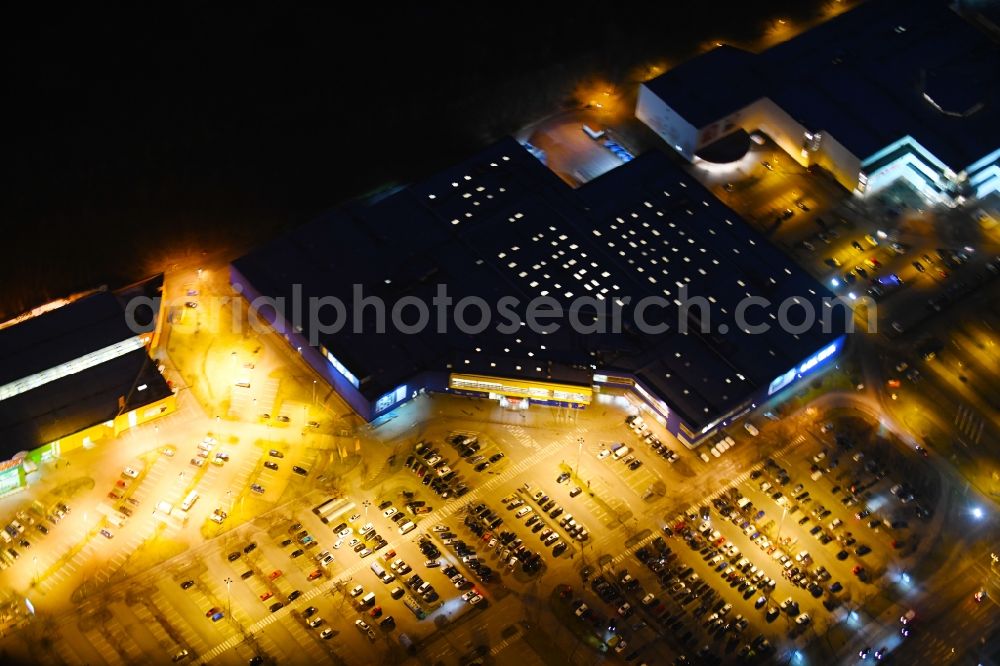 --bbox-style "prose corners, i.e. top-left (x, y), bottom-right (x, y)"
top-left (362, 500), bottom-right (371, 520)
top-left (575, 437), bottom-right (584, 478)
top-left (775, 506), bottom-right (788, 544)
top-left (225, 577), bottom-right (232, 615)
